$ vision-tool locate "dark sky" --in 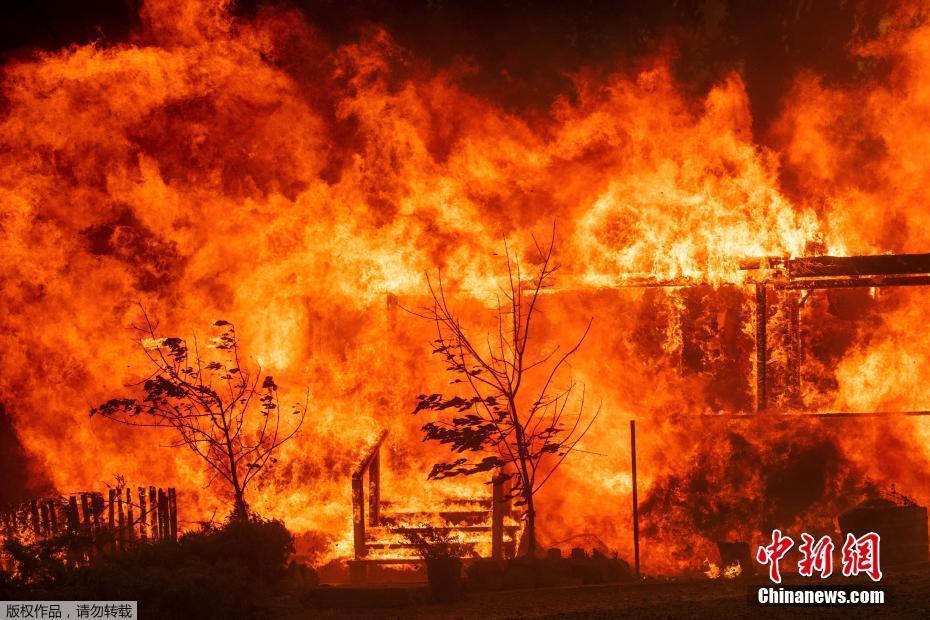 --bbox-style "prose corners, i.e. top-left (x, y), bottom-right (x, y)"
top-left (0, 1), bottom-right (889, 135)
